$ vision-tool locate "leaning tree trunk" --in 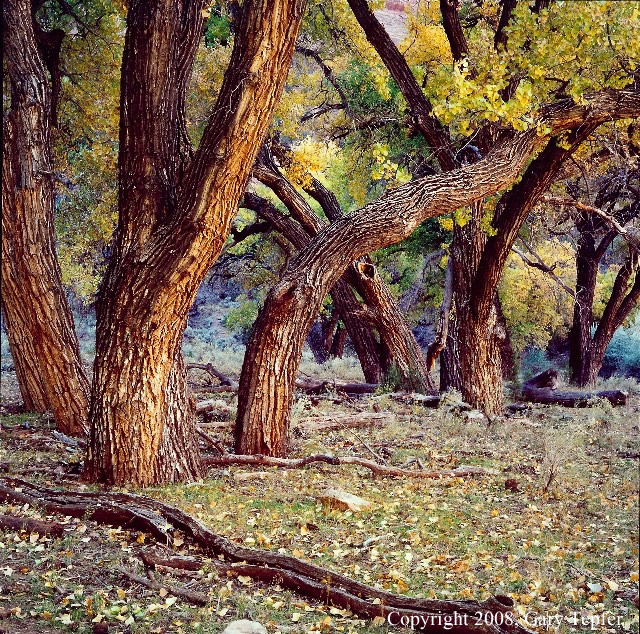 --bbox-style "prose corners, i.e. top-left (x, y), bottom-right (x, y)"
top-left (2, 0), bottom-right (89, 436)
top-left (234, 91), bottom-right (640, 456)
top-left (85, 0), bottom-right (305, 486)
